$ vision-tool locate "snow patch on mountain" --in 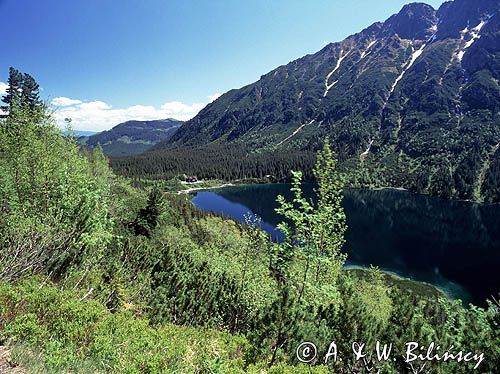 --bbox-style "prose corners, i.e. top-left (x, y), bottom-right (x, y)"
top-left (360, 40), bottom-right (377, 60)
top-left (389, 45), bottom-right (422, 96)
top-left (323, 50), bottom-right (350, 97)
top-left (277, 120), bottom-right (315, 146)
top-left (360, 139), bottom-right (374, 161)
top-left (455, 15), bottom-right (492, 61)
top-left (384, 22), bottom-right (439, 105)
